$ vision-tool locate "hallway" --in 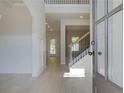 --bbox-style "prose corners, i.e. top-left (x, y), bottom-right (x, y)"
top-left (0, 0), bottom-right (123, 93)
top-left (0, 57), bottom-right (92, 93)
